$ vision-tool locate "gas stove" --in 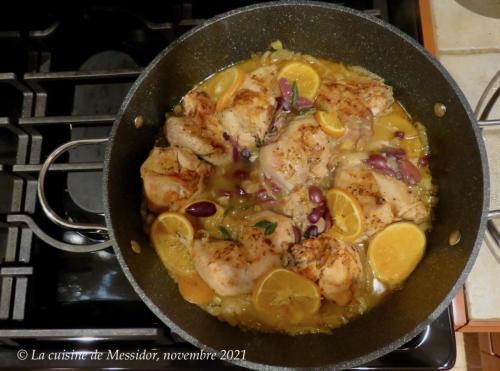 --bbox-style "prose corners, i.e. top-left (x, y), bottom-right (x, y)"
top-left (0, 1), bottom-right (456, 369)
